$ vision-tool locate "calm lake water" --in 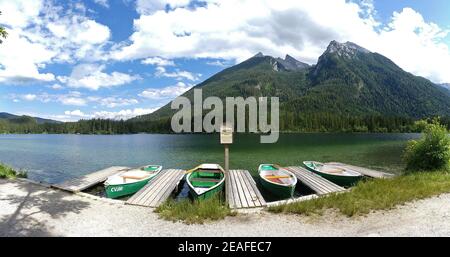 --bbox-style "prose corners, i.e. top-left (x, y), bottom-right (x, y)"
top-left (0, 133), bottom-right (420, 184)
